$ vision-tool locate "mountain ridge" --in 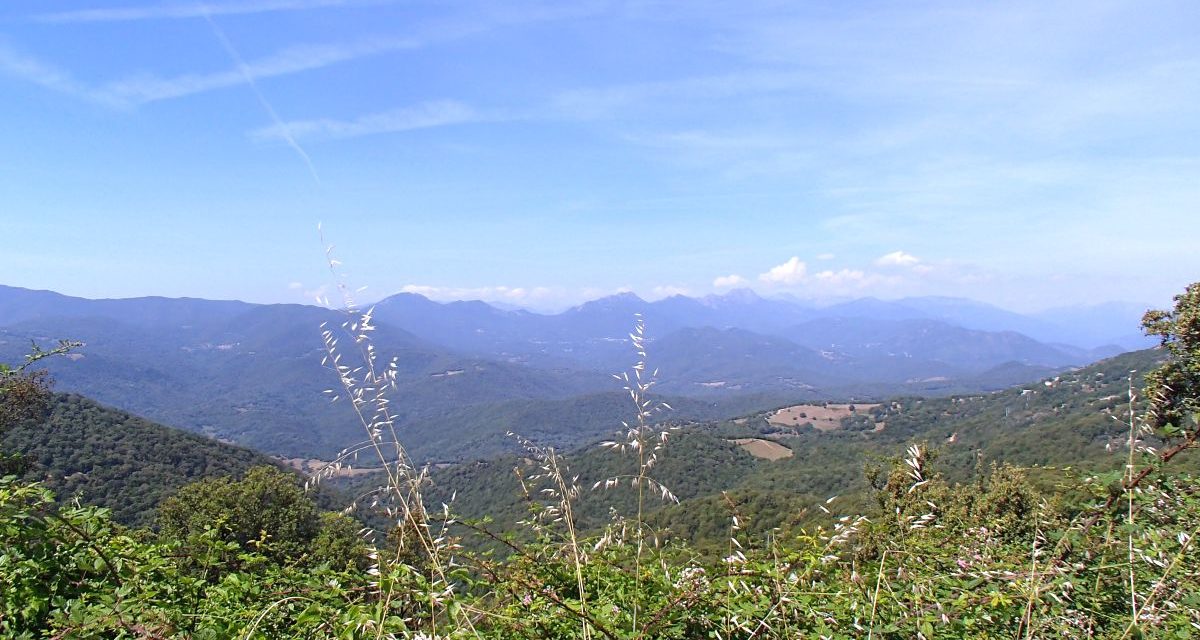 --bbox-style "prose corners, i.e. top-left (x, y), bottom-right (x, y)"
top-left (1, 284), bottom-right (1153, 460)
